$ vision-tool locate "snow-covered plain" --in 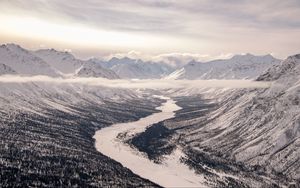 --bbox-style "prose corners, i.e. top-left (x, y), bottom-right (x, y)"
top-left (93, 97), bottom-right (207, 187)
